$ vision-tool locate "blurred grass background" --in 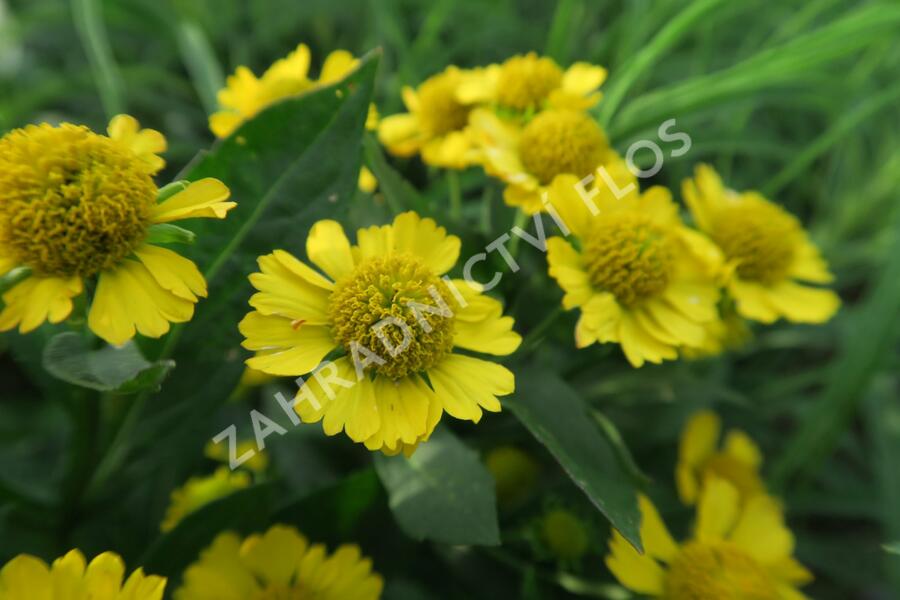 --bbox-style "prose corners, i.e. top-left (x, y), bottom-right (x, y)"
top-left (1, 0), bottom-right (899, 597)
